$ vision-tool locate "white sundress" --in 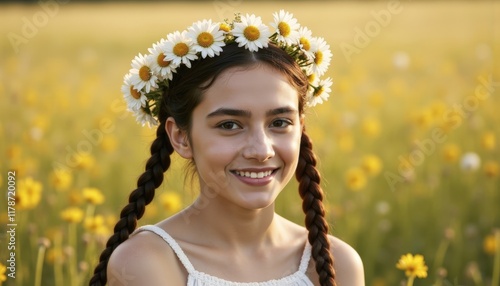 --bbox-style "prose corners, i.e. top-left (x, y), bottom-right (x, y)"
top-left (133, 225), bottom-right (315, 286)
